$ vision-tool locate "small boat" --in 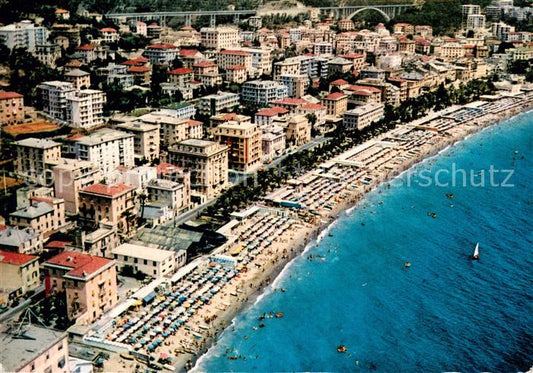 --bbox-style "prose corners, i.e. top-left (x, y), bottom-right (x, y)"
top-left (472, 243), bottom-right (480, 260)
top-left (275, 312), bottom-right (284, 318)
top-left (404, 261), bottom-right (411, 268)
top-left (445, 193), bottom-right (454, 199)
top-left (337, 345), bottom-right (347, 353)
